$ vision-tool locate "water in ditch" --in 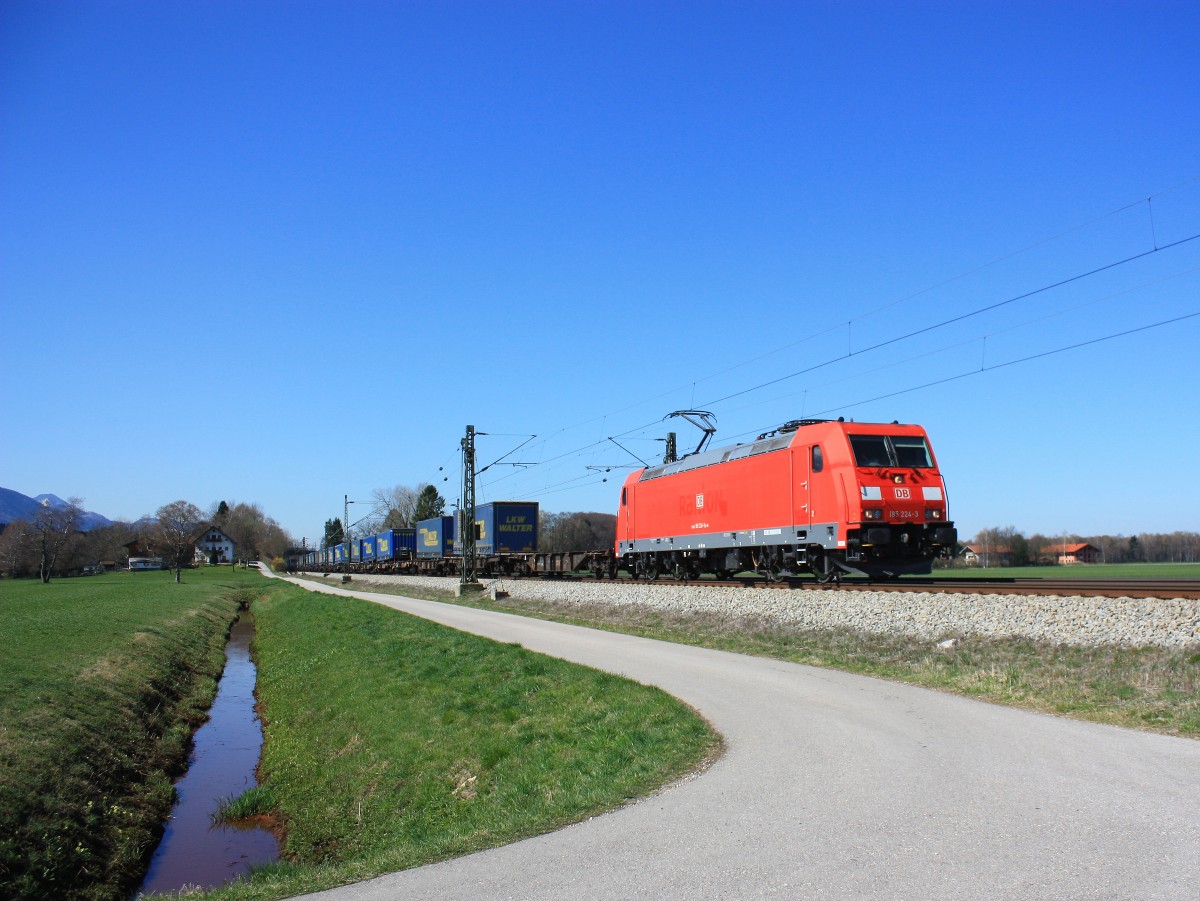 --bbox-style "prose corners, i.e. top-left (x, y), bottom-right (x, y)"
top-left (135, 616), bottom-right (279, 896)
